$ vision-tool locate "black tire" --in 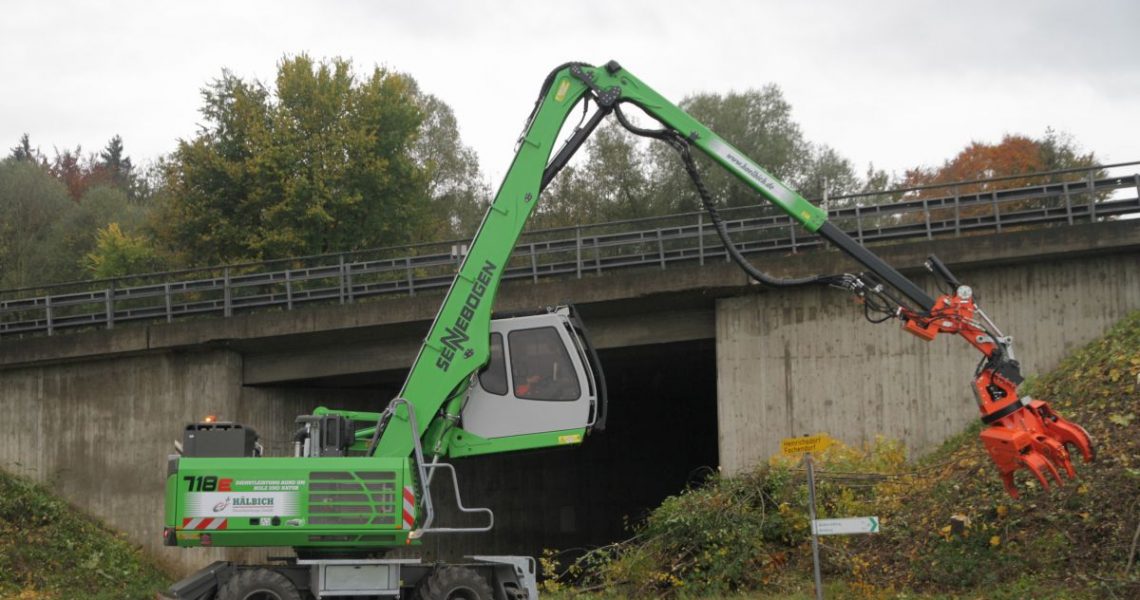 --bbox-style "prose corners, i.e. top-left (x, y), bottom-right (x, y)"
top-left (217, 568), bottom-right (302, 600)
top-left (413, 566), bottom-right (494, 600)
